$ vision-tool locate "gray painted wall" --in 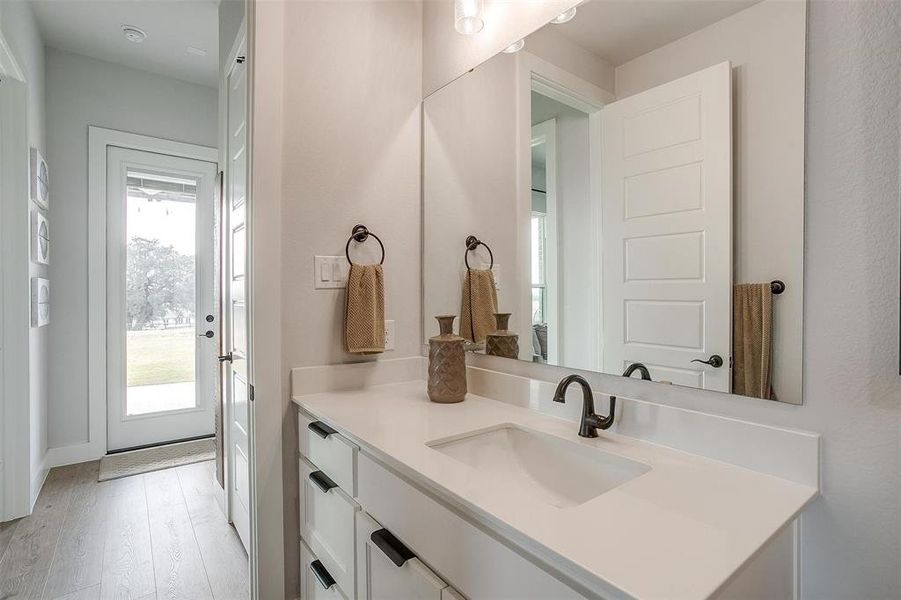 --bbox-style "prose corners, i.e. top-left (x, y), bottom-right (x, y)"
top-left (46, 49), bottom-right (217, 449)
top-left (1, 0), bottom-right (49, 500)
